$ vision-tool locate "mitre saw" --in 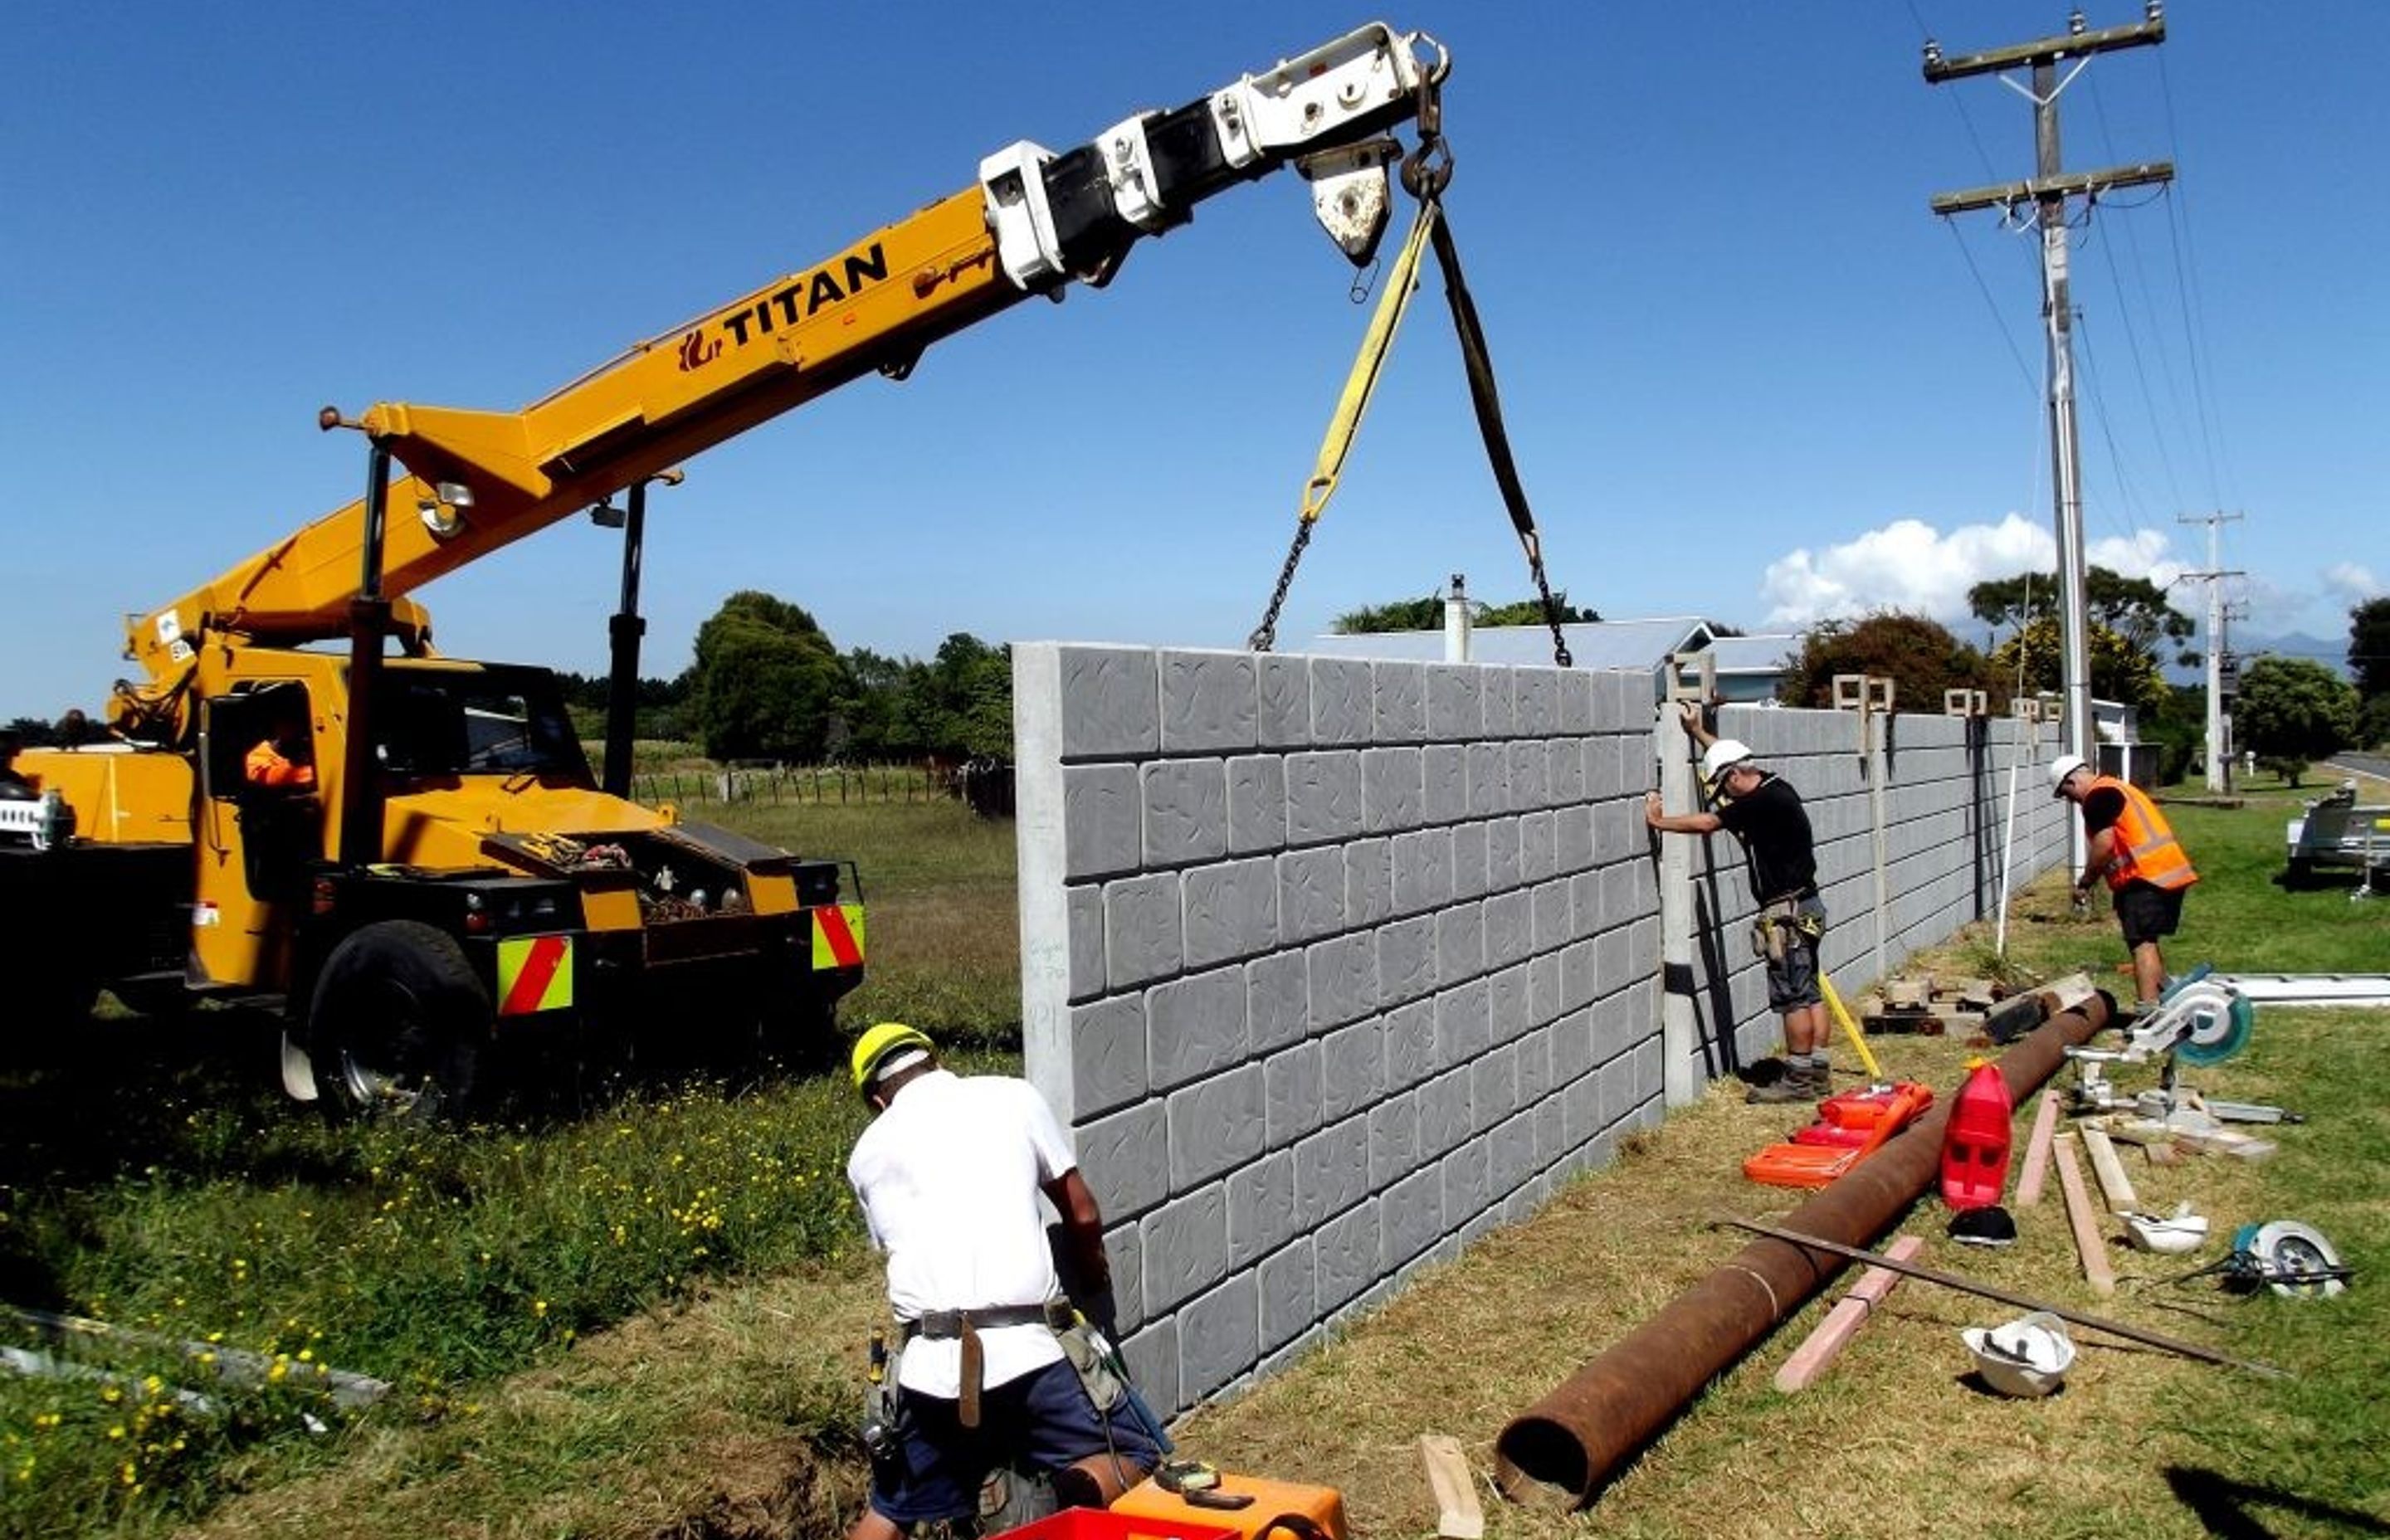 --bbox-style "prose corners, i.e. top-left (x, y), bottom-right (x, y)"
top-left (2063, 968), bottom-right (2295, 1128)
